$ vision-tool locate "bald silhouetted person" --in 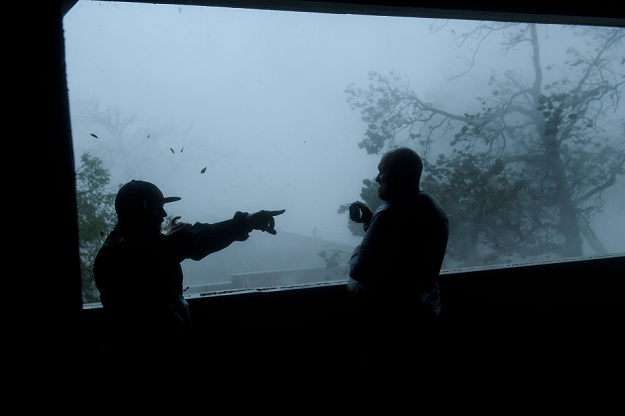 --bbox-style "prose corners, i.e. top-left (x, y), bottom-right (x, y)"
top-left (94, 180), bottom-right (284, 379)
top-left (348, 148), bottom-right (448, 349)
